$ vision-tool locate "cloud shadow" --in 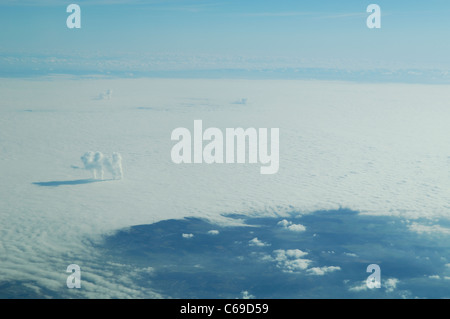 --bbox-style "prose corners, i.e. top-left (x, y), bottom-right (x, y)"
top-left (32, 179), bottom-right (105, 187)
